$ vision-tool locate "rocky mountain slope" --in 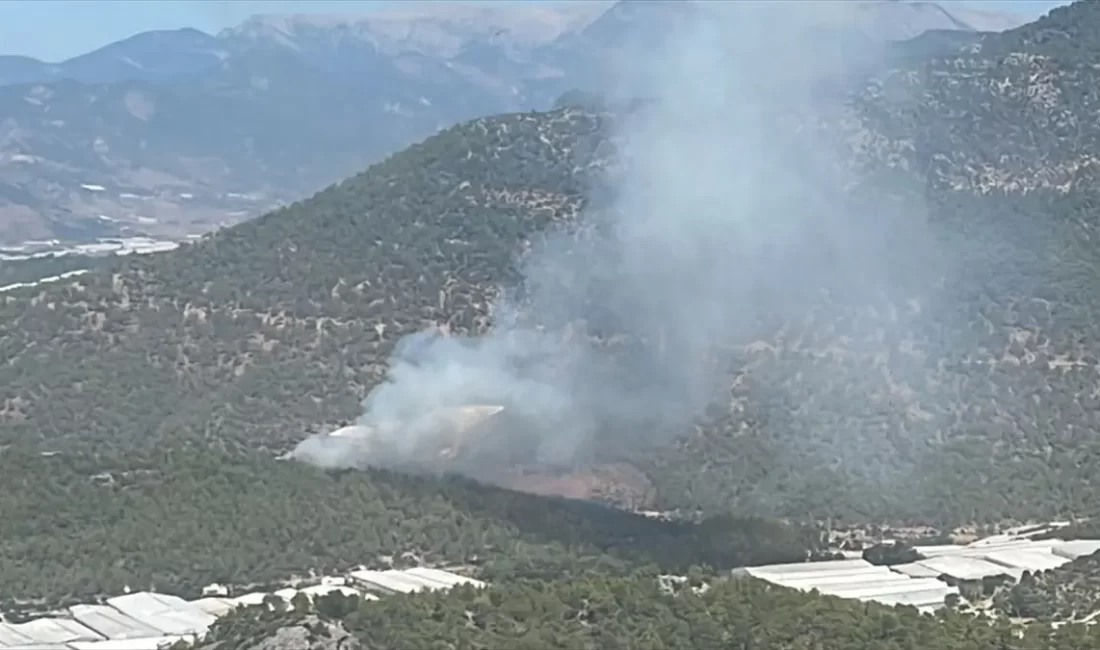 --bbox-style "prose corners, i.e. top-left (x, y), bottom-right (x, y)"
top-left (0, 0), bottom-right (1094, 612)
top-left (0, 1), bottom-right (1031, 244)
